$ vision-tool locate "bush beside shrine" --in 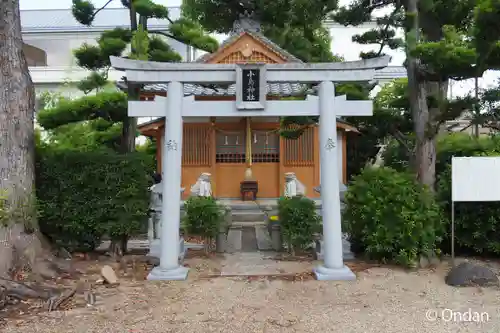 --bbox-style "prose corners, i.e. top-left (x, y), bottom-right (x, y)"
top-left (343, 167), bottom-right (443, 267)
top-left (277, 196), bottom-right (321, 255)
top-left (182, 196), bottom-right (225, 249)
top-left (35, 146), bottom-right (154, 252)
